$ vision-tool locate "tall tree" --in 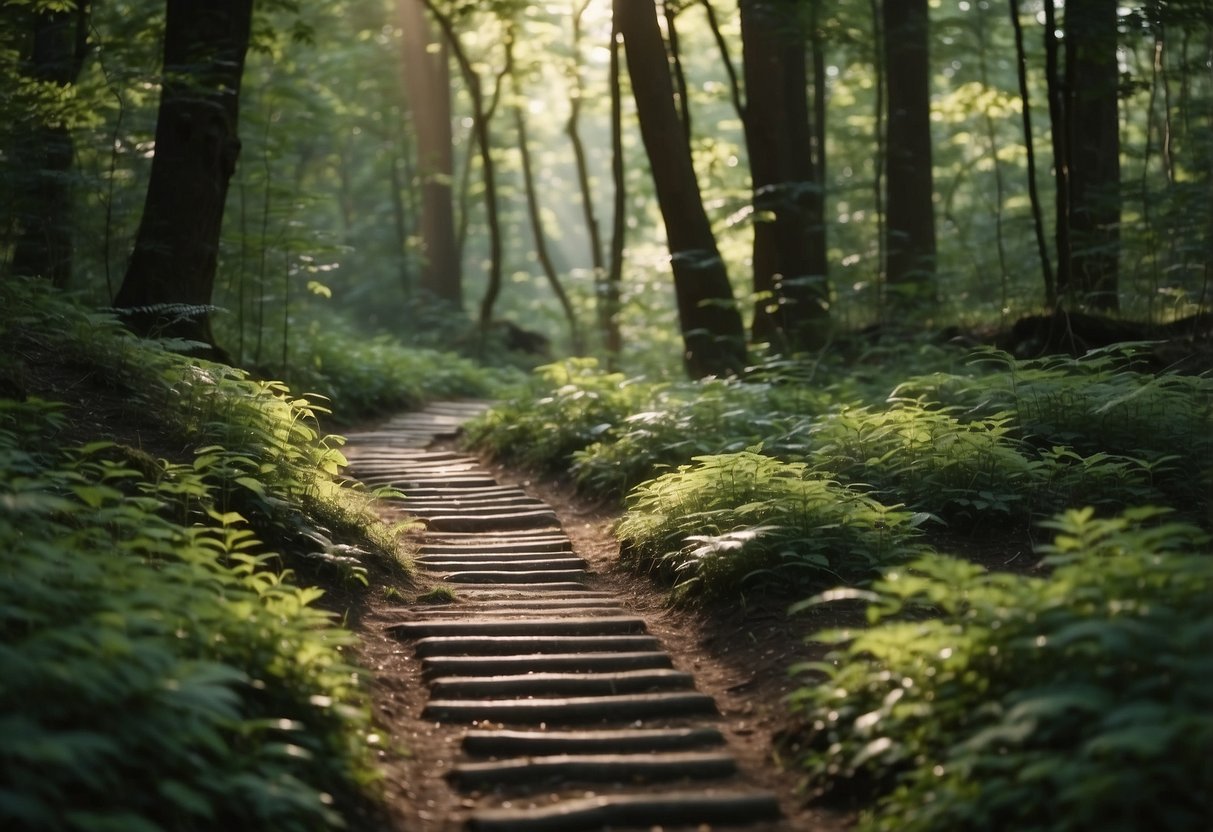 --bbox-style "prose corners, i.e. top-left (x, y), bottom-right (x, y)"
top-left (398, 0), bottom-right (461, 307)
top-left (614, 0), bottom-right (746, 378)
top-left (112, 0), bottom-right (254, 354)
top-left (882, 0), bottom-right (937, 305)
top-left (9, 2), bottom-right (92, 288)
top-left (1063, 0), bottom-right (1121, 310)
top-left (740, 0), bottom-right (830, 352)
